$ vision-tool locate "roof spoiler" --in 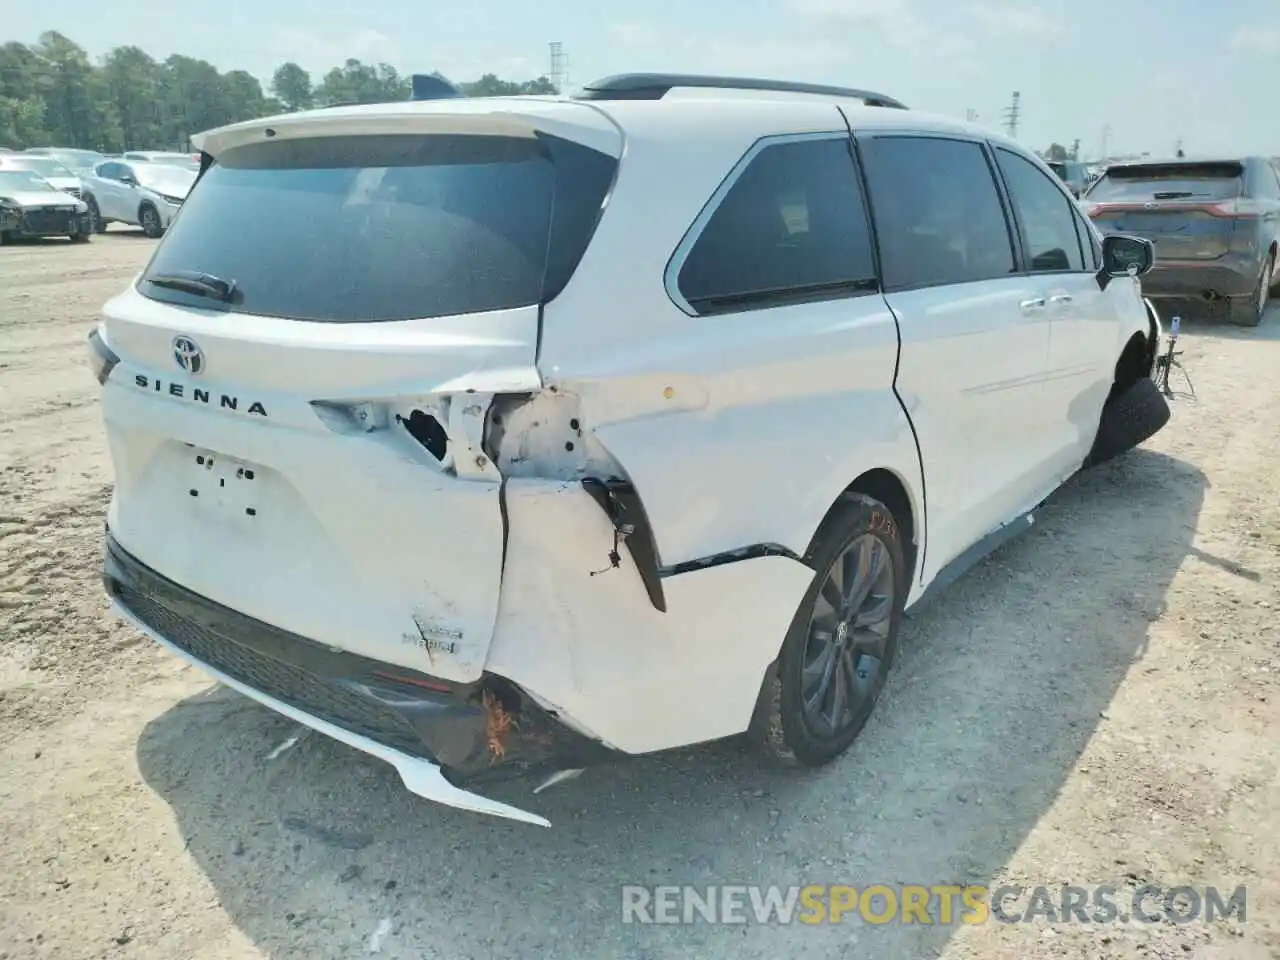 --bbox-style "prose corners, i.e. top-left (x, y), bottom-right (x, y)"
top-left (411, 74), bottom-right (463, 101)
